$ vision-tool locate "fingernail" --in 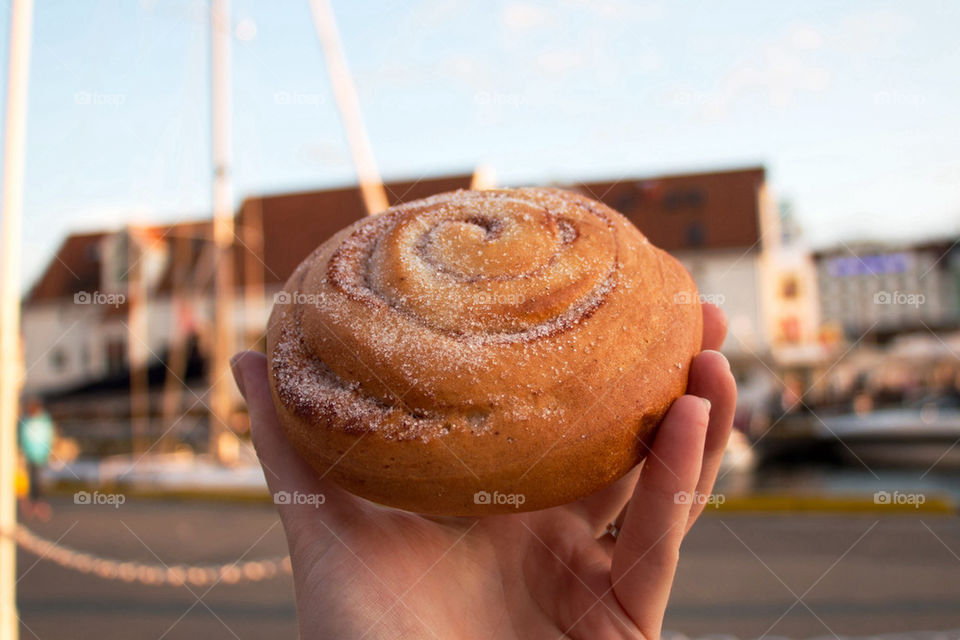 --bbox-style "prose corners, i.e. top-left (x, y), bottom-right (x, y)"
top-left (230, 354), bottom-right (246, 397)
top-left (703, 349), bottom-right (731, 371)
top-left (700, 397), bottom-right (712, 414)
